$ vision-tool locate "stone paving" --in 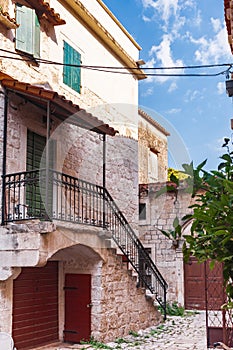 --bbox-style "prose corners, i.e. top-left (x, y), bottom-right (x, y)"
top-left (36, 311), bottom-right (209, 350)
